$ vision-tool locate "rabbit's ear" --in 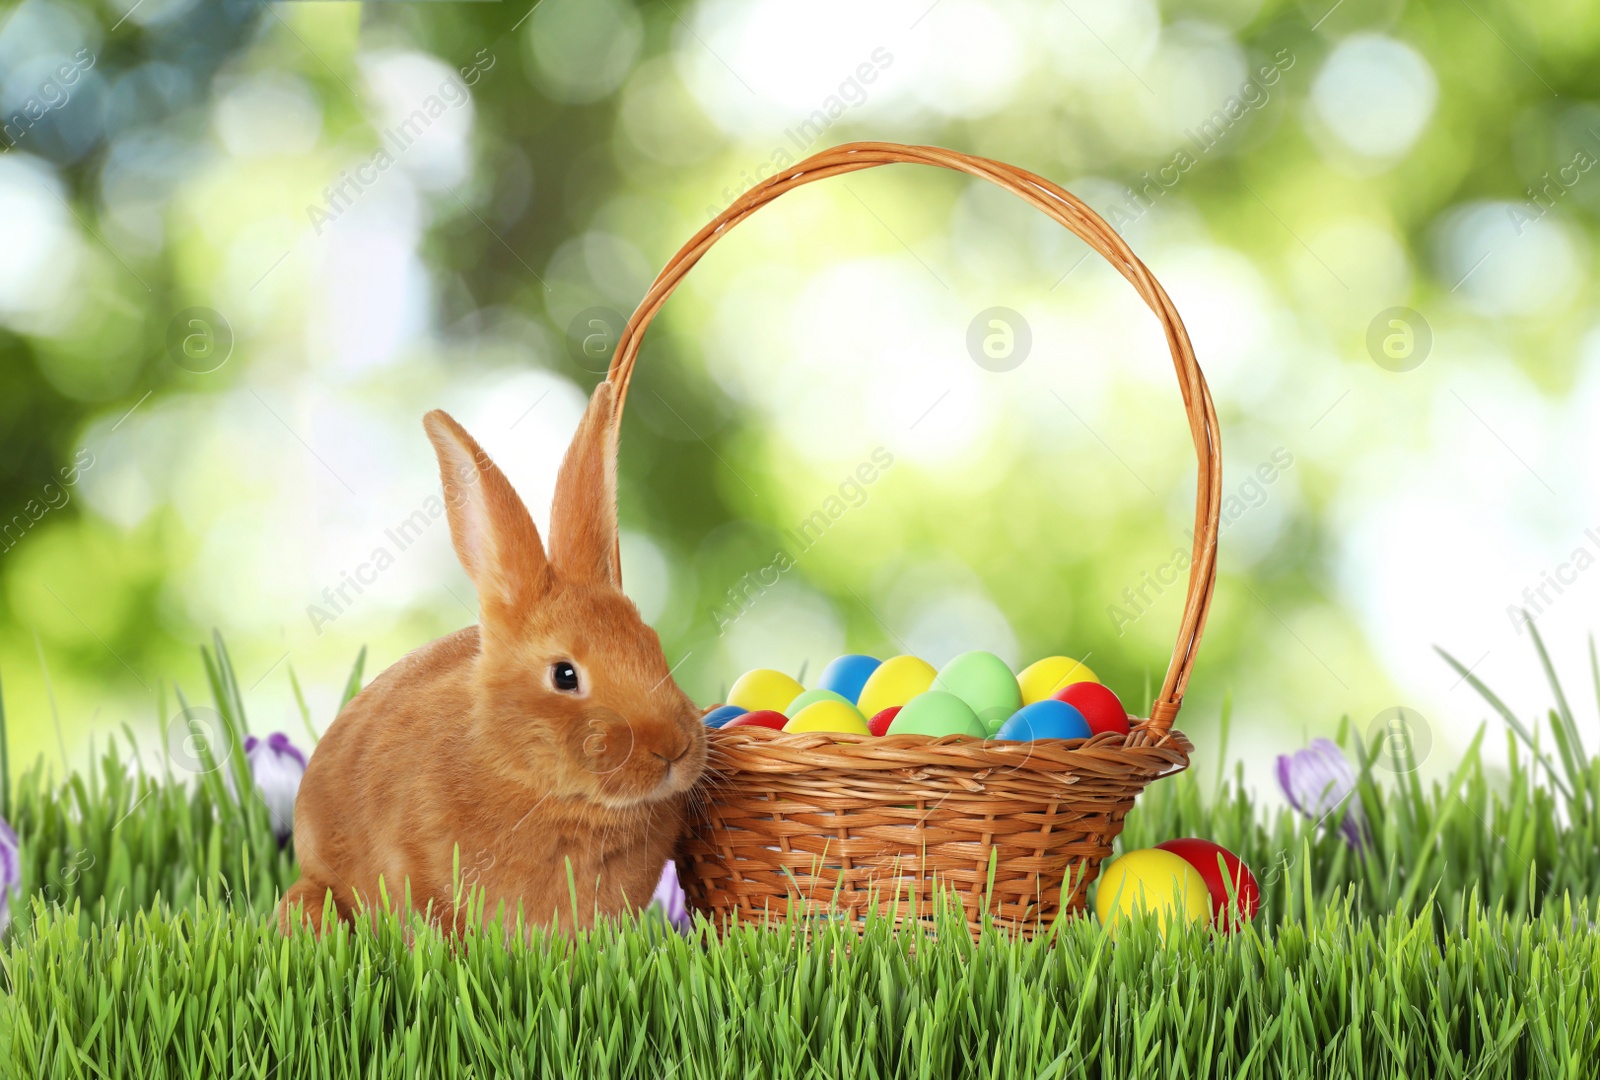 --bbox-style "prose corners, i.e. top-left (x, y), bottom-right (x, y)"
top-left (548, 380), bottom-right (621, 587)
top-left (423, 410), bottom-right (549, 629)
